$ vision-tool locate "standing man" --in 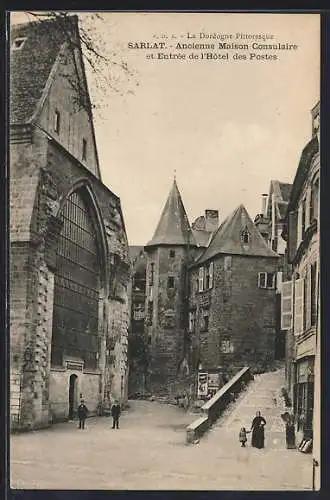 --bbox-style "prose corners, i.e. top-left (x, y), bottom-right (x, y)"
top-left (77, 399), bottom-right (88, 429)
top-left (111, 400), bottom-right (121, 429)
